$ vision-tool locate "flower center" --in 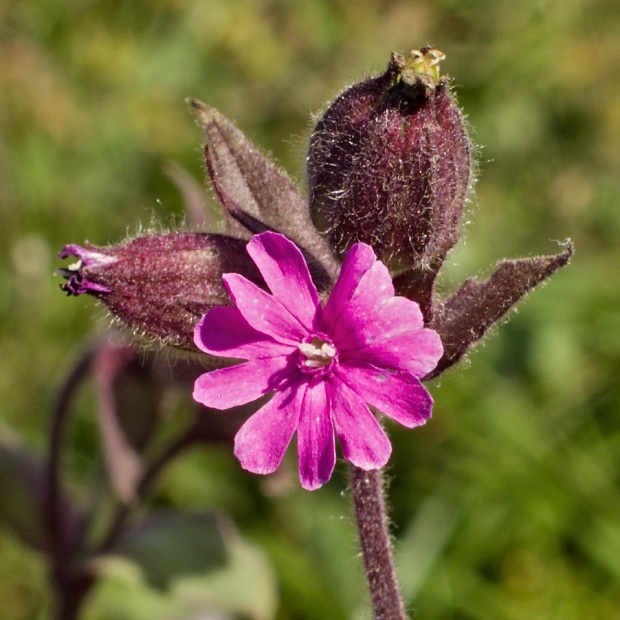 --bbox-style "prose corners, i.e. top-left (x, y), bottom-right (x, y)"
top-left (298, 335), bottom-right (337, 375)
